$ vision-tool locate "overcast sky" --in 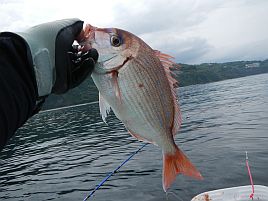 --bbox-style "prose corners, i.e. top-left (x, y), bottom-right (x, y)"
top-left (1, 0), bottom-right (267, 64)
